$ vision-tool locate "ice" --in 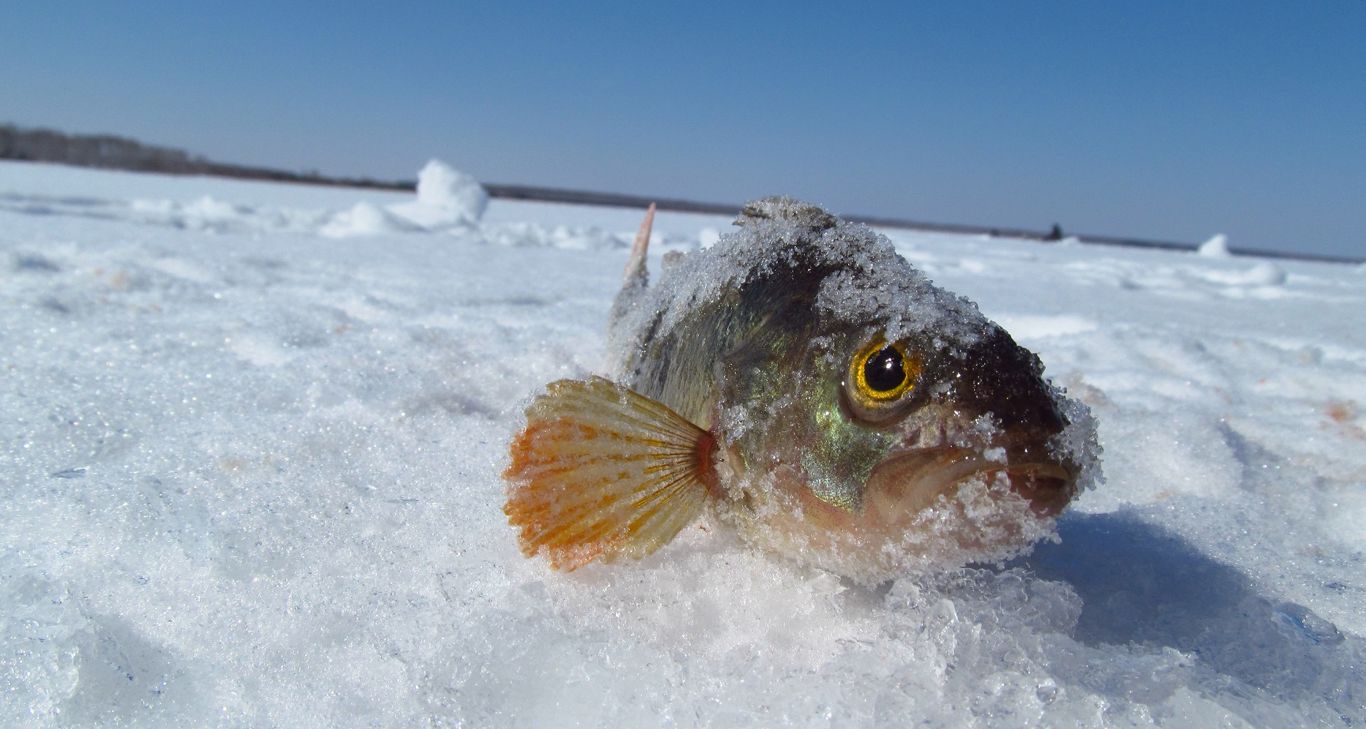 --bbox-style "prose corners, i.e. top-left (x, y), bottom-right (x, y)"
top-left (1, 161), bottom-right (1363, 727)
